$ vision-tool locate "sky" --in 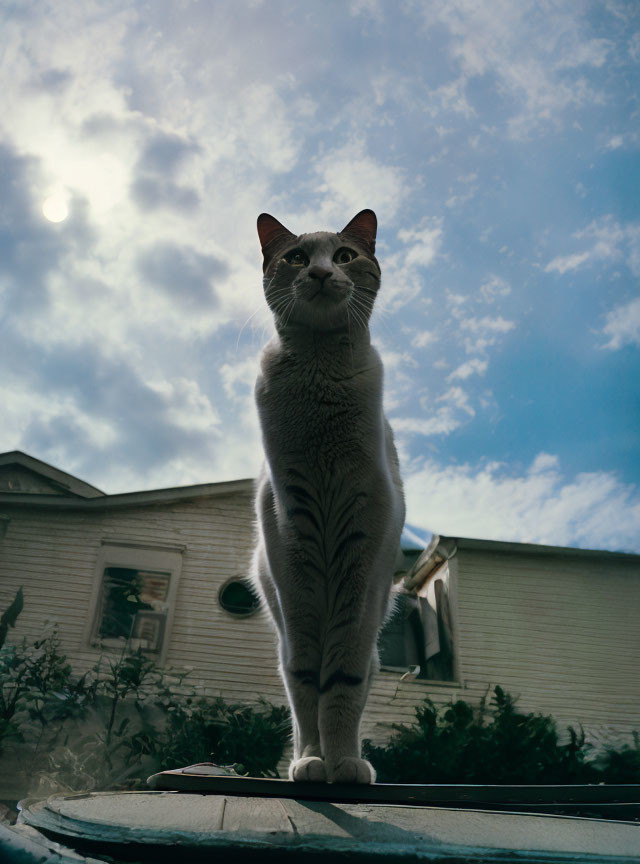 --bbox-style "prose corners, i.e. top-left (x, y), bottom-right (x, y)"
top-left (1, 0), bottom-right (639, 552)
